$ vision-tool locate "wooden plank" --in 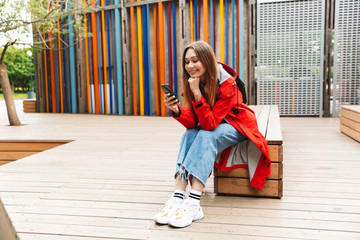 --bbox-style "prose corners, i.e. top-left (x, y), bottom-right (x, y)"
top-left (340, 124), bottom-right (360, 143)
top-left (341, 105), bottom-right (360, 114)
top-left (0, 160), bottom-right (14, 165)
top-left (23, 101), bottom-right (36, 105)
top-left (0, 152), bottom-right (39, 160)
top-left (214, 177), bottom-right (282, 198)
top-left (266, 105), bottom-right (283, 144)
top-left (340, 107), bottom-right (360, 123)
top-left (3, 102), bottom-right (360, 239)
top-left (214, 162), bottom-right (282, 180)
top-left (341, 116), bottom-right (360, 133)
top-left (268, 144), bottom-right (283, 163)
top-left (0, 142), bottom-right (68, 151)
top-left (24, 110), bottom-right (37, 113)
top-left (248, 104), bottom-right (262, 119)
top-left (23, 105), bottom-right (36, 109)
top-left (255, 105), bottom-right (270, 136)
